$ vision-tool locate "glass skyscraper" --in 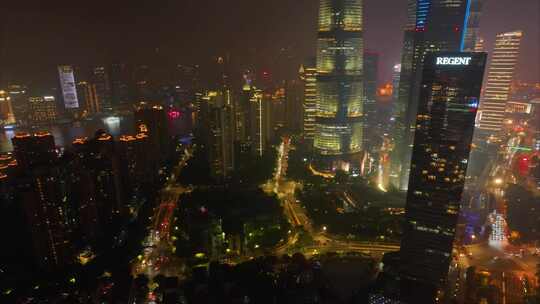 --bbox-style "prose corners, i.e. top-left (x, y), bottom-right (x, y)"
top-left (399, 52), bottom-right (487, 302)
top-left (313, 0), bottom-right (364, 172)
top-left (394, 0), bottom-right (475, 189)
